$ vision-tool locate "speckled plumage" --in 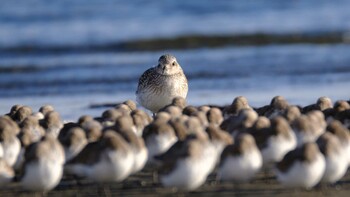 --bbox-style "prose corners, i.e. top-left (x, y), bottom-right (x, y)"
top-left (136, 54), bottom-right (188, 113)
